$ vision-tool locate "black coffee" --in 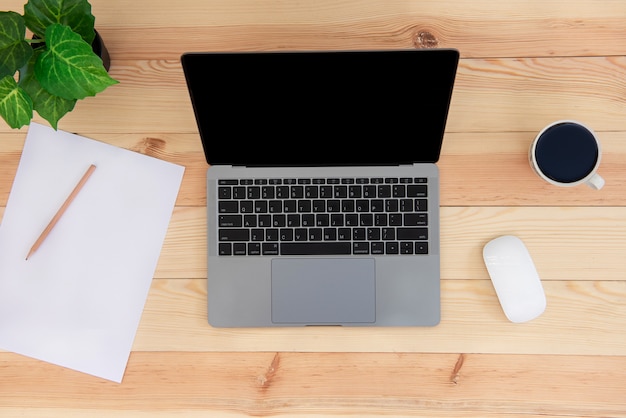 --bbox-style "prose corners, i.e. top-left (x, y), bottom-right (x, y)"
top-left (534, 123), bottom-right (598, 183)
